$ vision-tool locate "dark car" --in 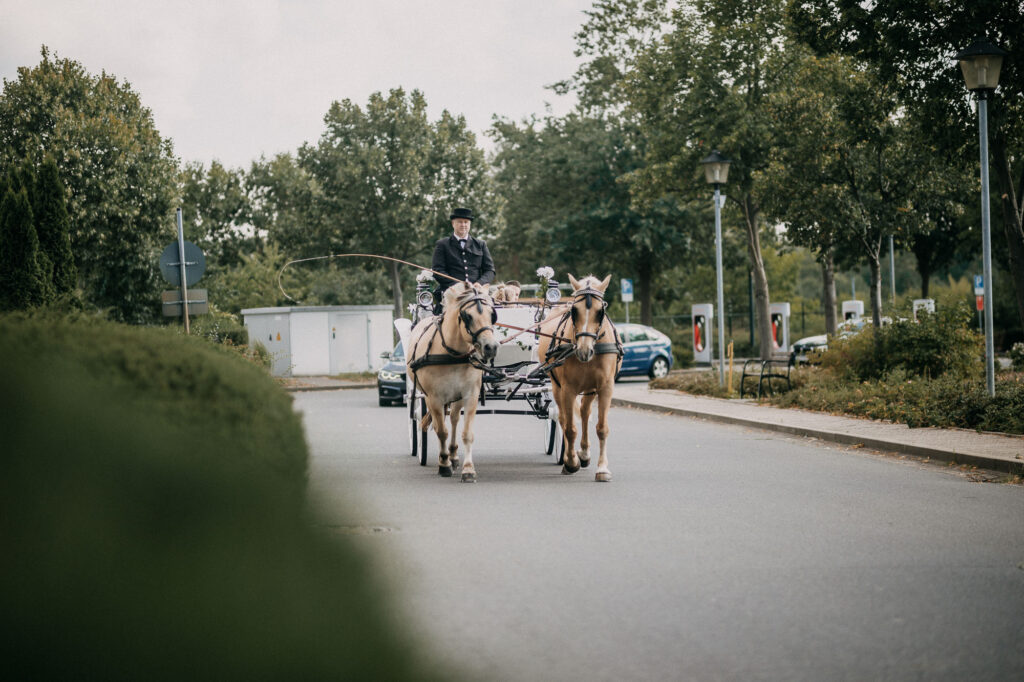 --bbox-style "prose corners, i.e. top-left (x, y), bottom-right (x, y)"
top-left (377, 341), bottom-right (407, 406)
top-left (615, 323), bottom-right (673, 379)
